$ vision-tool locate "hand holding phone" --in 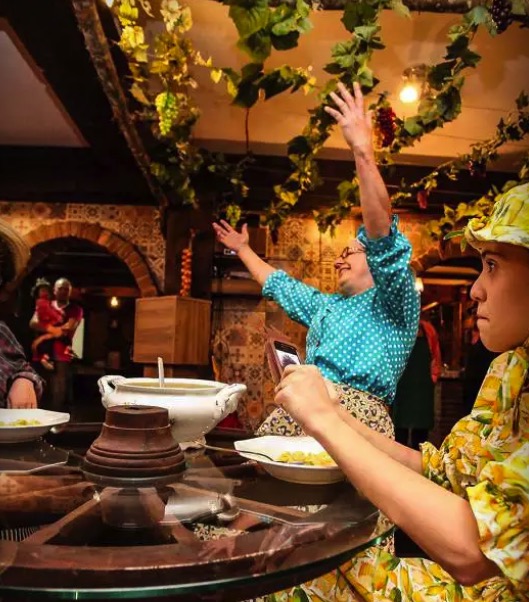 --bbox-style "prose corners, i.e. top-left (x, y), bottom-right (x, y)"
top-left (265, 339), bottom-right (303, 385)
